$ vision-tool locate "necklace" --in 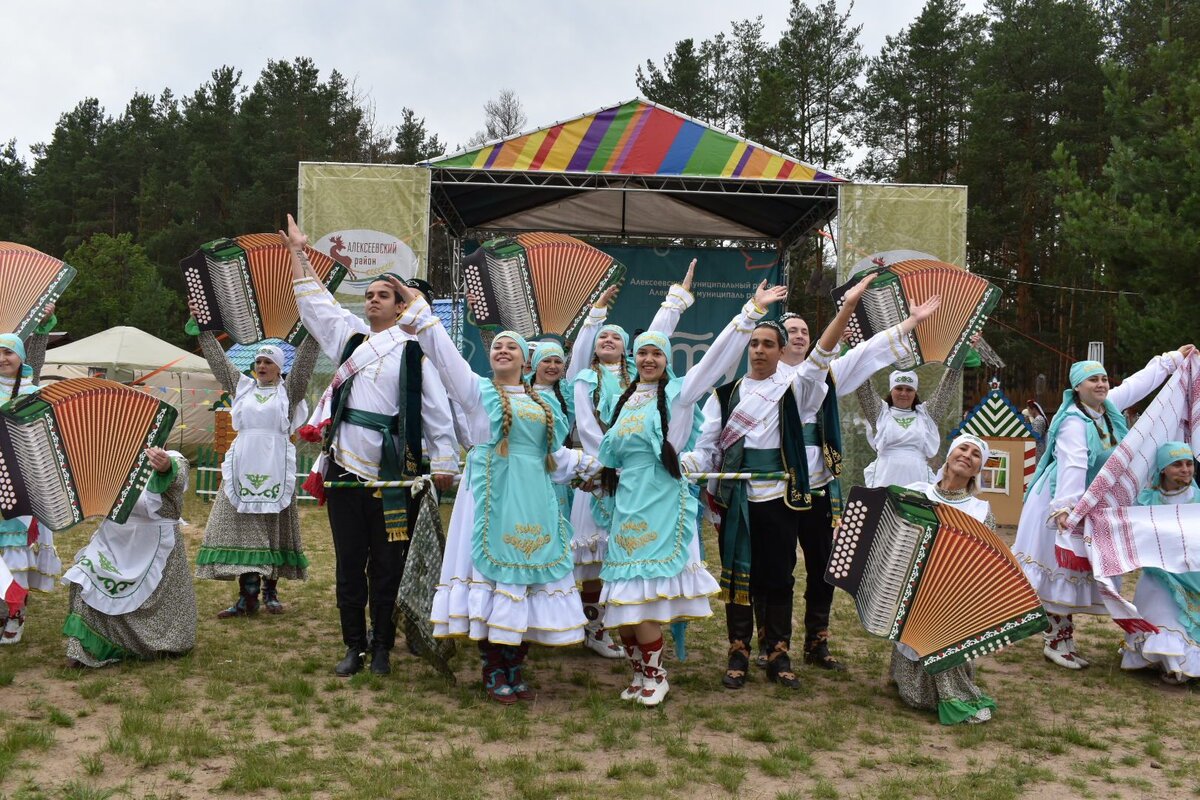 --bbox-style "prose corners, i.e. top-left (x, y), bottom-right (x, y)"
top-left (933, 484), bottom-right (970, 503)
top-left (1161, 484), bottom-right (1192, 497)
